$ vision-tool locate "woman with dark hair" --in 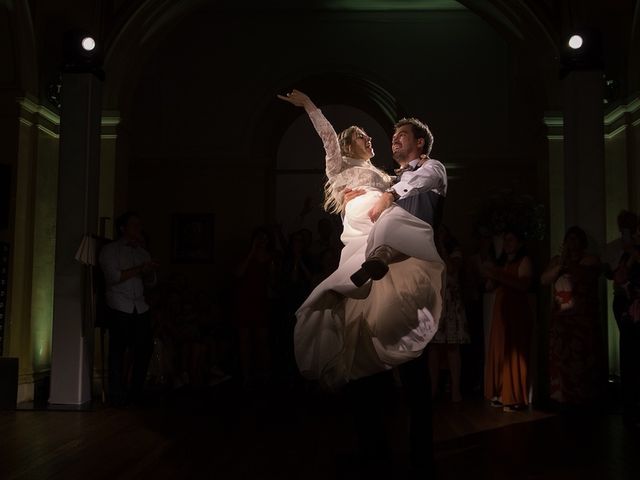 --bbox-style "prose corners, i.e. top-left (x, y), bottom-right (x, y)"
top-left (483, 229), bottom-right (533, 412)
top-left (542, 226), bottom-right (605, 407)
